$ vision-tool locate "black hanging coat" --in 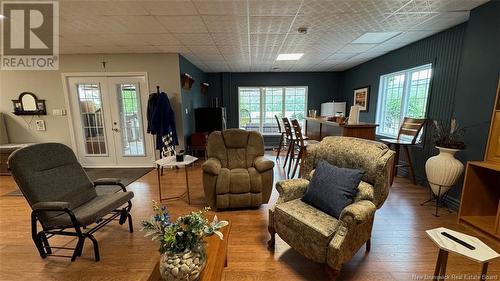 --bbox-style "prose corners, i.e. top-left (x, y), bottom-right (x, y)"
top-left (148, 91), bottom-right (179, 150)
